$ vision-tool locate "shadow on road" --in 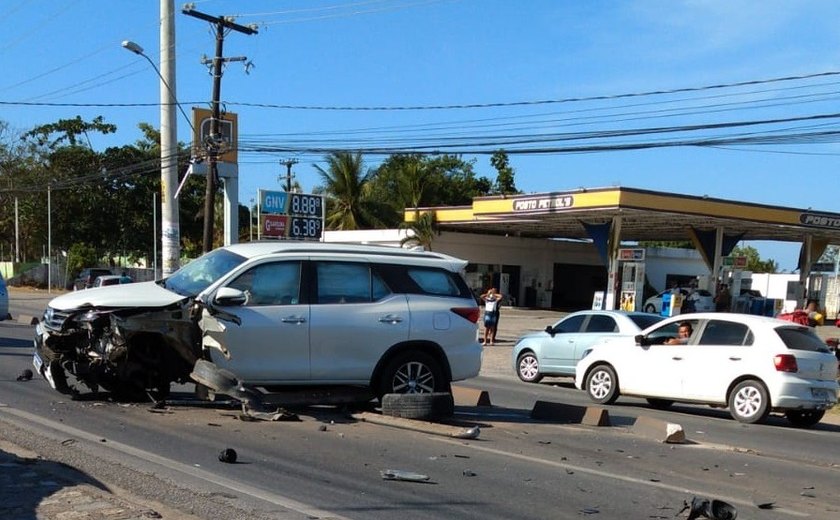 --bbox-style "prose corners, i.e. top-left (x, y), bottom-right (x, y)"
top-left (0, 446), bottom-right (111, 519)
